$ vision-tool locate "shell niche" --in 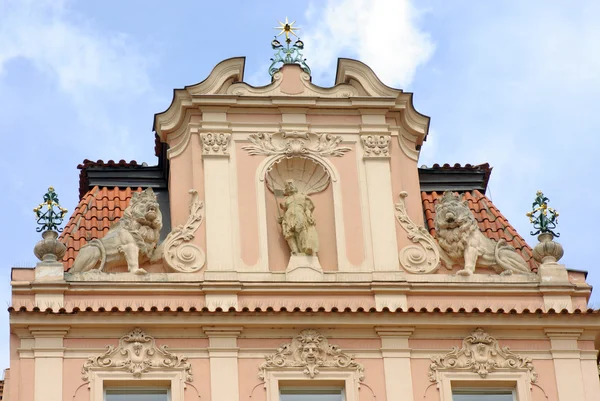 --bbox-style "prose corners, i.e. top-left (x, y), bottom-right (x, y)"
top-left (266, 157), bottom-right (330, 195)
